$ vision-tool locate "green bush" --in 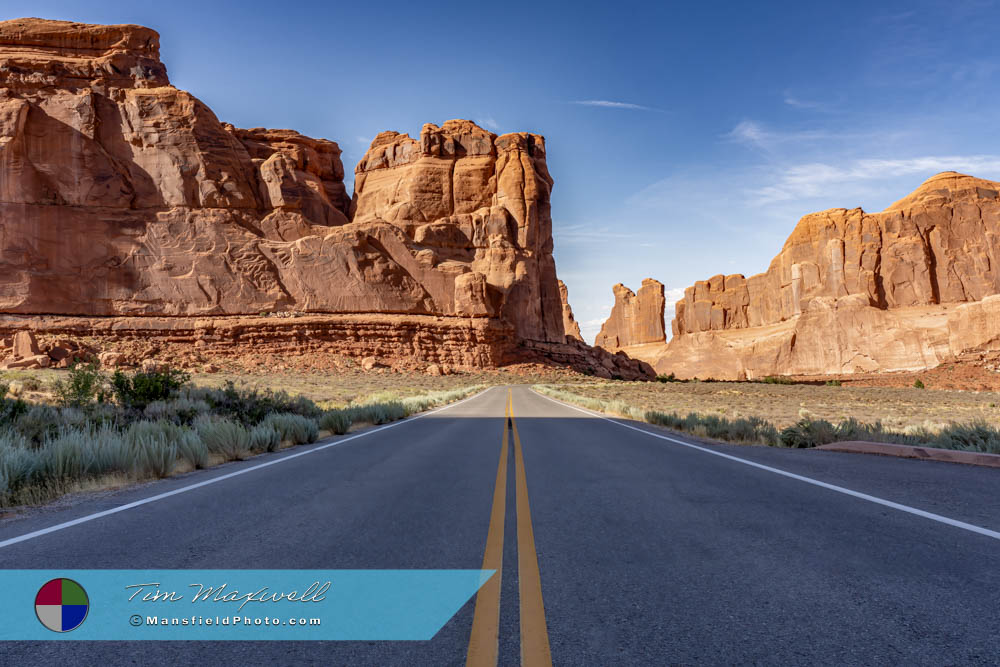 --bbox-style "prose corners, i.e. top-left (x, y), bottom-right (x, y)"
top-left (933, 420), bottom-right (1000, 454)
top-left (348, 401), bottom-right (407, 425)
top-left (195, 417), bottom-right (251, 461)
top-left (643, 410), bottom-right (780, 446)
top-left (0, 439), bottom-right (35, 501)
top-left (196, 382), bottom-right (321, 425)
top-left (54, 361), bottom-right (107, 407)
top-left (779, 419), bottom-right (838, 448)
top-left (111, 367), bottom-right (190, 409)
top-left (14, 405), bottom-right (63, 446)
top-left (825, 379), bottom-right (842, 386)
top-left (249, 423), bottom-right (282, 452)
top-left (655, 373), bottom-right (679, 383)
top-left (914, 379), bottom-right (925, 389)
top-left (143, 397), bottom-right (211, 424)
top-left (320, 410), bottom-right (352, 435)
top-left (126, 421), bottom-right (205, 470)
top-left (0, 383), bottom-right (7, 400)
top-left (260, 413), bottom-right (318, 445)
top-left (761, 376), bottom-right (795, 385)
